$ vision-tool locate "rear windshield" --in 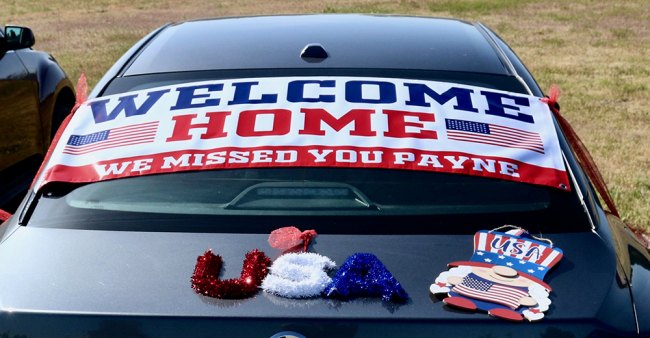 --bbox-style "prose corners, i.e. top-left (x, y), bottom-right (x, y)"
top-left (30, 72), bottom-right (586, 234)
top-left (29, 167), bottom-right (589, 234)
top-left (100, 69), bottom-right (529, 97)
top-left (122, 16), bottom-right (508, 76)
